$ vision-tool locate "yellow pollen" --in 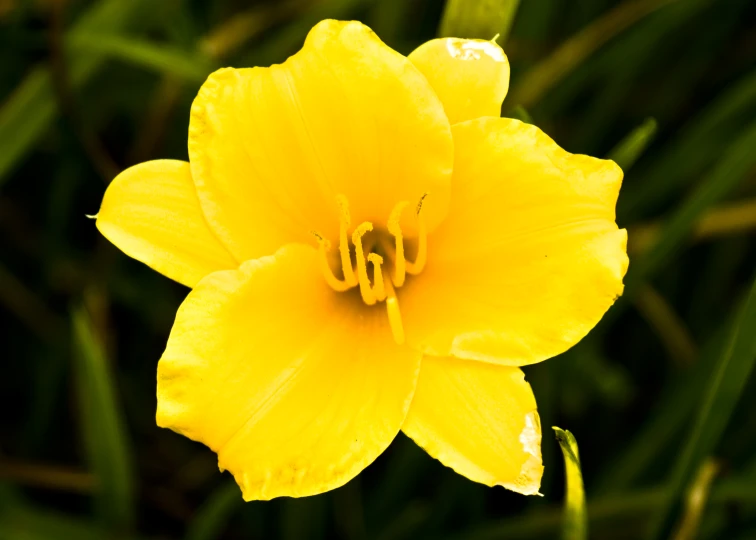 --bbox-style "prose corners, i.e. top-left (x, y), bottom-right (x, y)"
top-left (312, 232), bottom-right (352, 292)
top-left (405, 193), bottom-right (428, 276)
top-left (336, 195), bottom-right (358, 286)
top-left (387, 201), bottom-right (408, 287)
top-left (384, 275), bottom-right (405, 345)
top-left (368, 253), bottom-right (386, 302)
top-left (352, 222), bottom-right (376, 305)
